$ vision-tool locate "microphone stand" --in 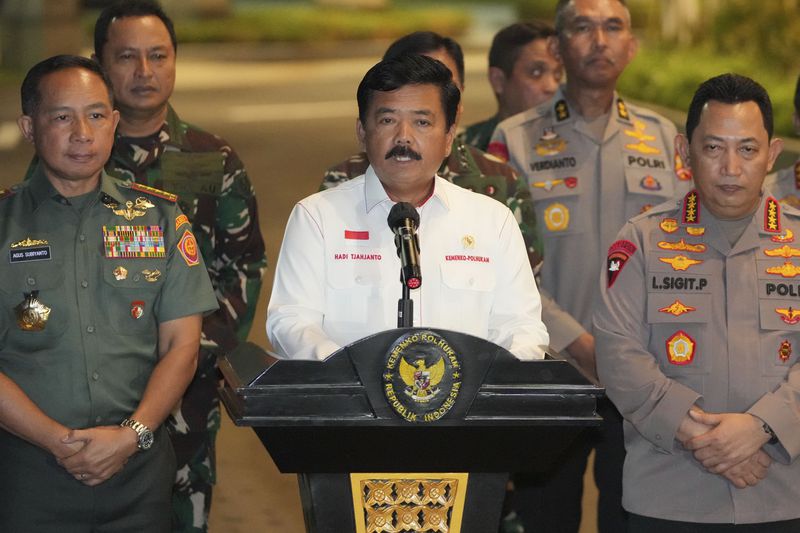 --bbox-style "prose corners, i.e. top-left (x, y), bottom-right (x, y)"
top-left (397, 273), bottom-right (413, 328)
